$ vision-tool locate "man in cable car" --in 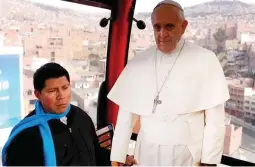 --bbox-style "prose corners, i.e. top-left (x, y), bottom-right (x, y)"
top-left (108, 0), bottom-right (230, 166)
top-left (2, 63), bottom-right (110, 166)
